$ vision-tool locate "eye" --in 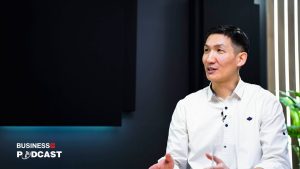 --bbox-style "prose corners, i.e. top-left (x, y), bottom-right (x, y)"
top-left (217, 49), bottom-right (225, 54)
top-left (204, 48), bottom-right (209, 53)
